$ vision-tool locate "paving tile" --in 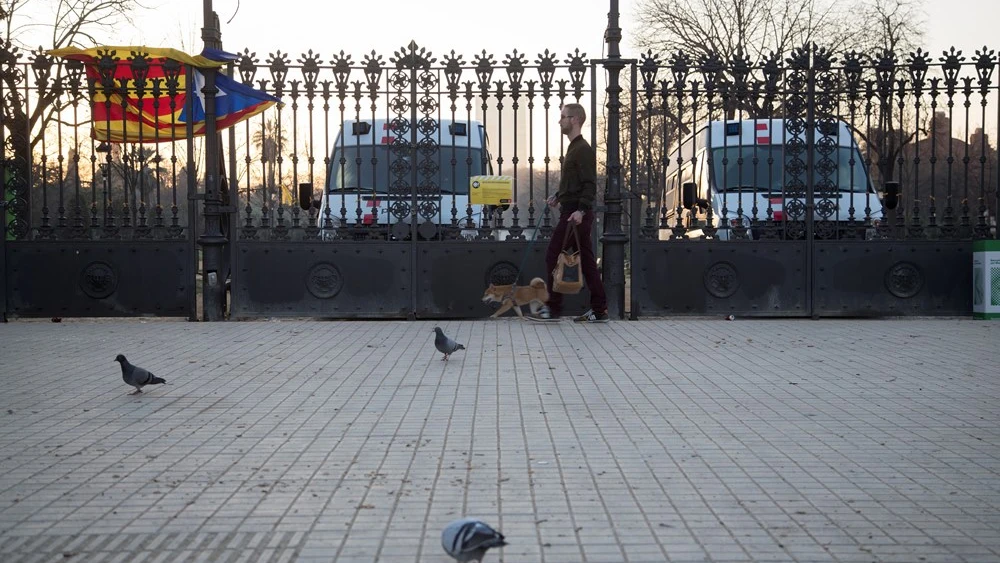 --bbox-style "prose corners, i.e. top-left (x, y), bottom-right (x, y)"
top-left (0, 318), bottom-right (997, 562)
